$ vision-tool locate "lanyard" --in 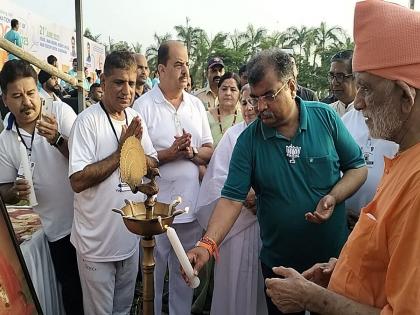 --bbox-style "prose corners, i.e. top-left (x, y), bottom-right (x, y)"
top-left (99, 101), bottom-right (128, 143)
top-left (217, 107), bottom-right (237, 134)
top-left (15, 122), bottom-right (35, 156)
